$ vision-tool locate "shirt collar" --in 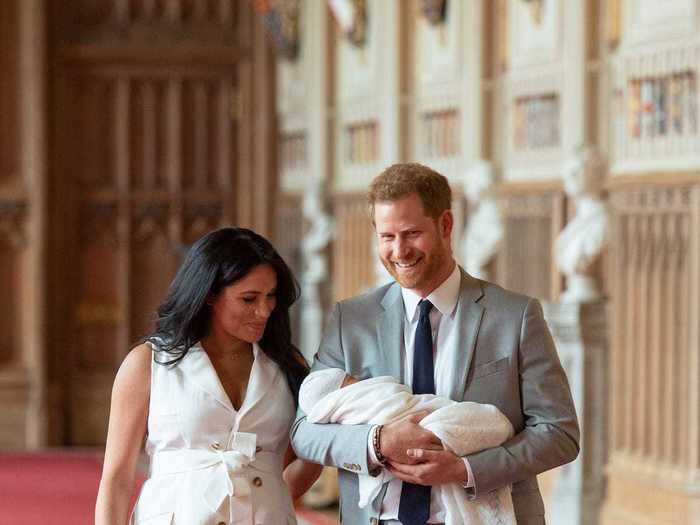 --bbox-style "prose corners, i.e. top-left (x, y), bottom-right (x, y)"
top-left (401, 263), bottom-right (461, 321)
